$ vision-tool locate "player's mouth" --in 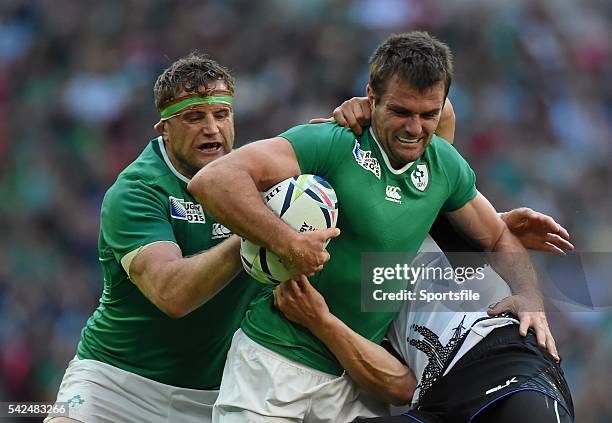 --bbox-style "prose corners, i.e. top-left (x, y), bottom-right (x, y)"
top-left (197, 142), bottom-right (223, 153)
top-left (396, 135), bottom-right (422, 144)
